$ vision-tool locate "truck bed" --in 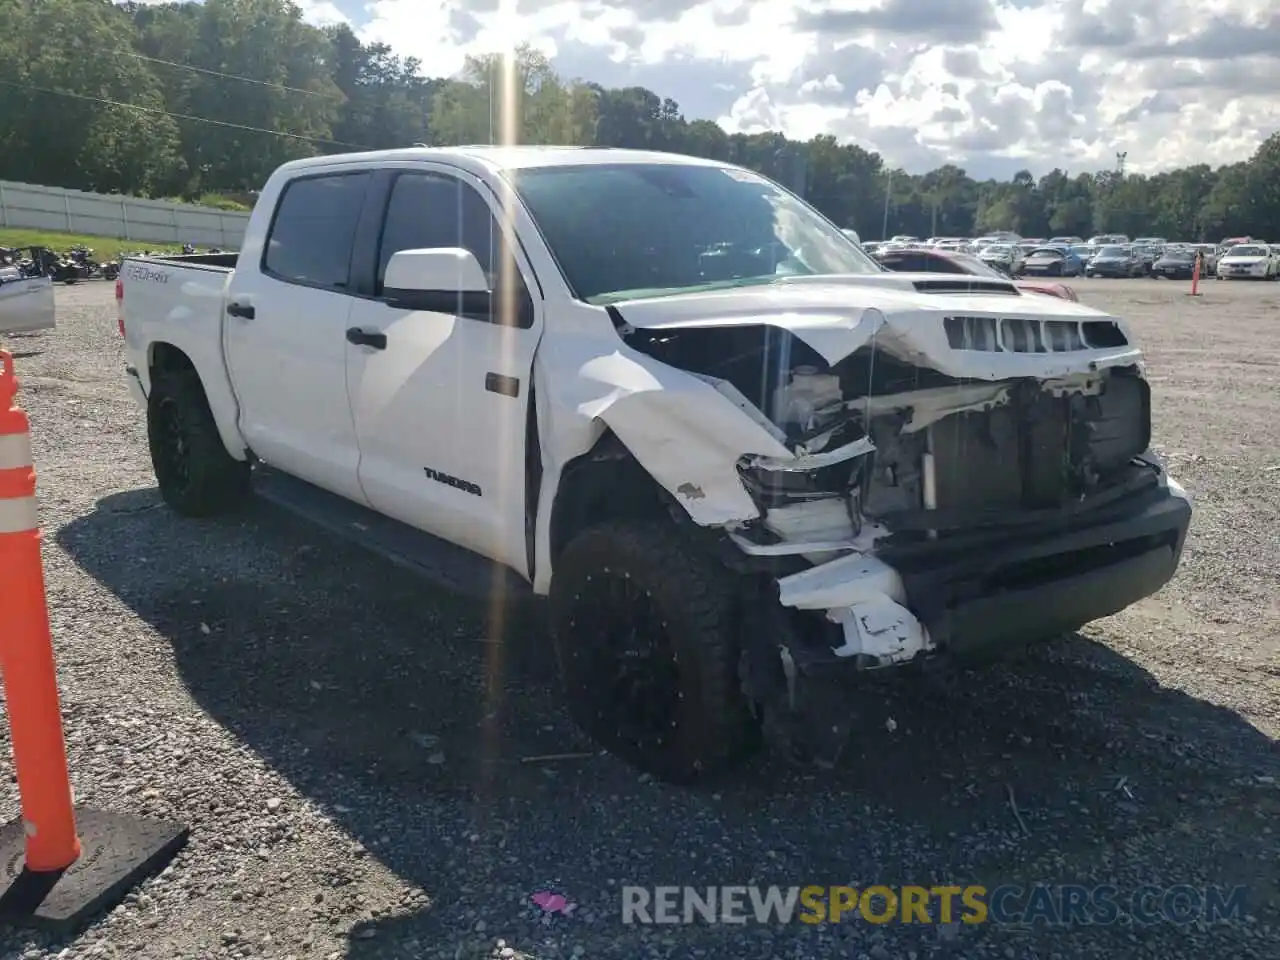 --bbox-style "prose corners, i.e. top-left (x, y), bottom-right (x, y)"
top-left (140, 252), bottom-right (240, 270)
